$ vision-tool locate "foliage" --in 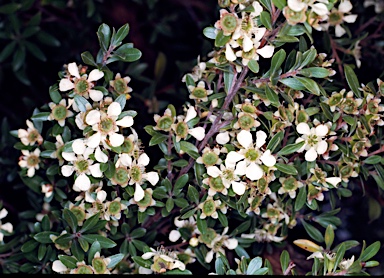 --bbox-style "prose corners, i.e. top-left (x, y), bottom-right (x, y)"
top-left (0, 0), bottom-right (383, 275)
